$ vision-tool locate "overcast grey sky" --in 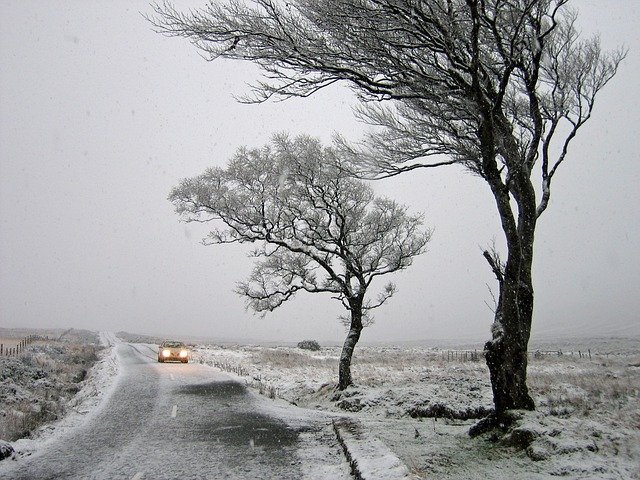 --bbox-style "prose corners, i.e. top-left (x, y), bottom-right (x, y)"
top-left (1, 1), bottom-right (638, 343)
